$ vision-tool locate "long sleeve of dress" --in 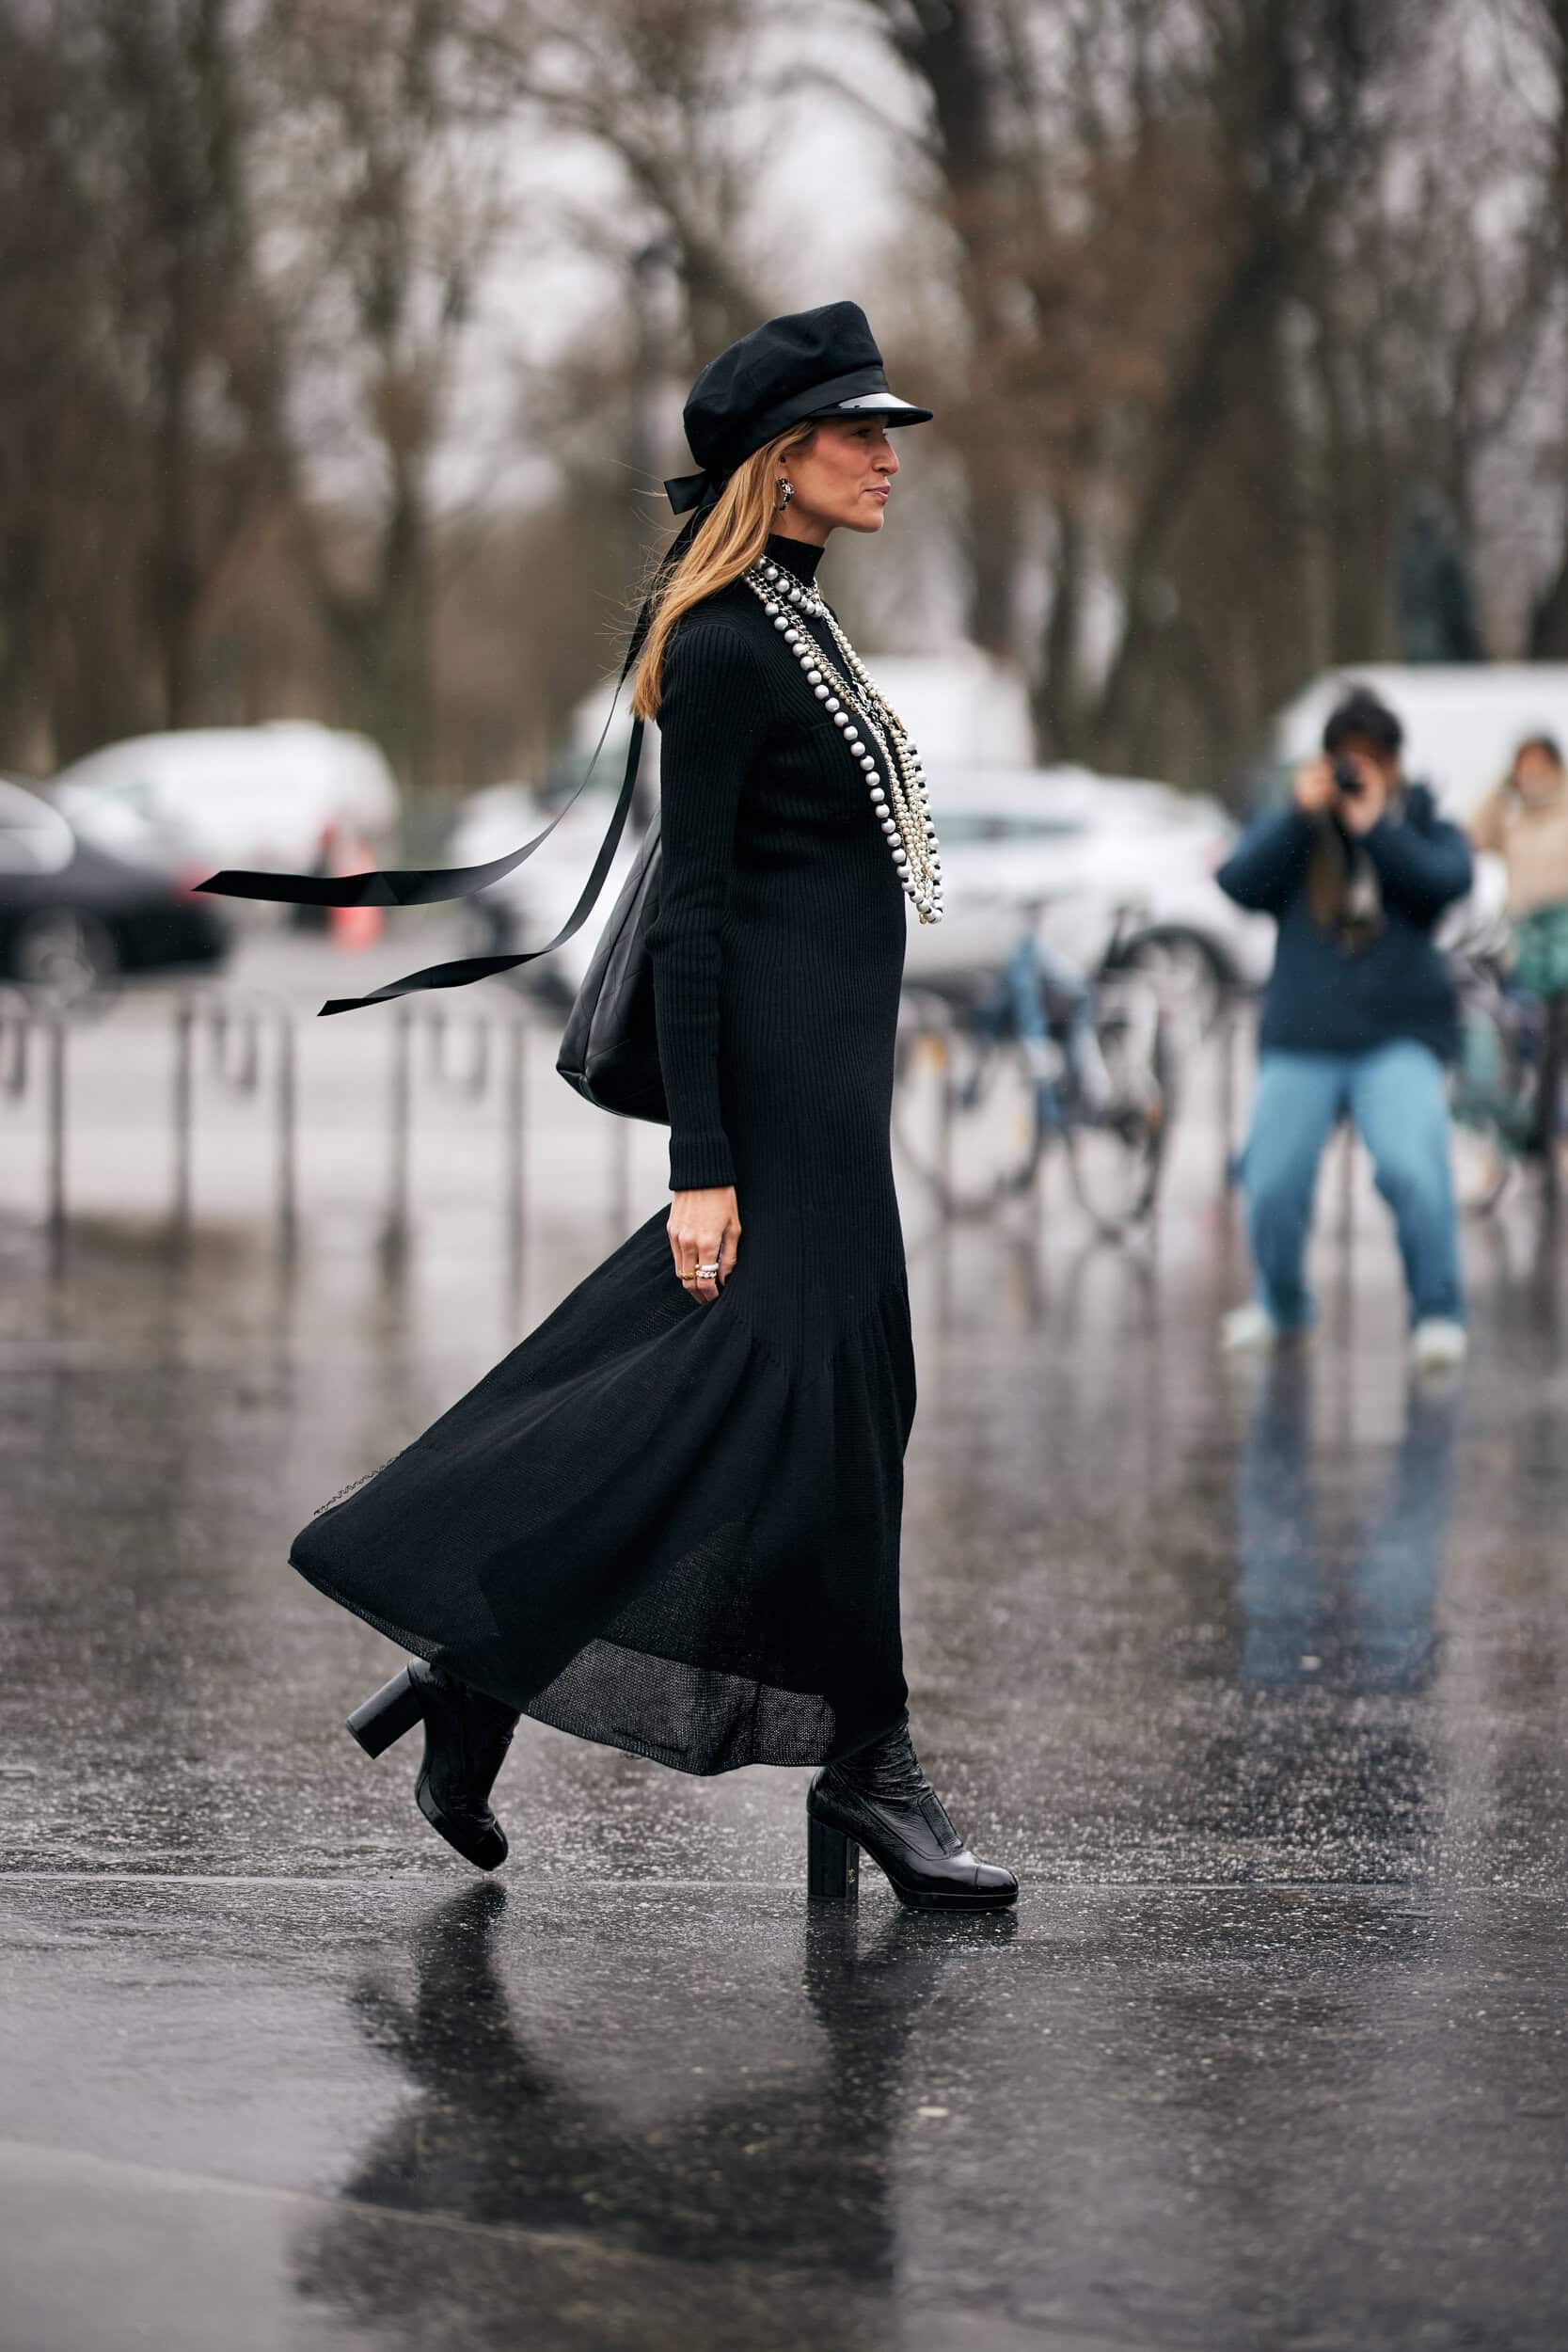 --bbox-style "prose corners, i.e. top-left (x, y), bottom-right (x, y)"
top-left (650, 617), bottom-right (771, 1192)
